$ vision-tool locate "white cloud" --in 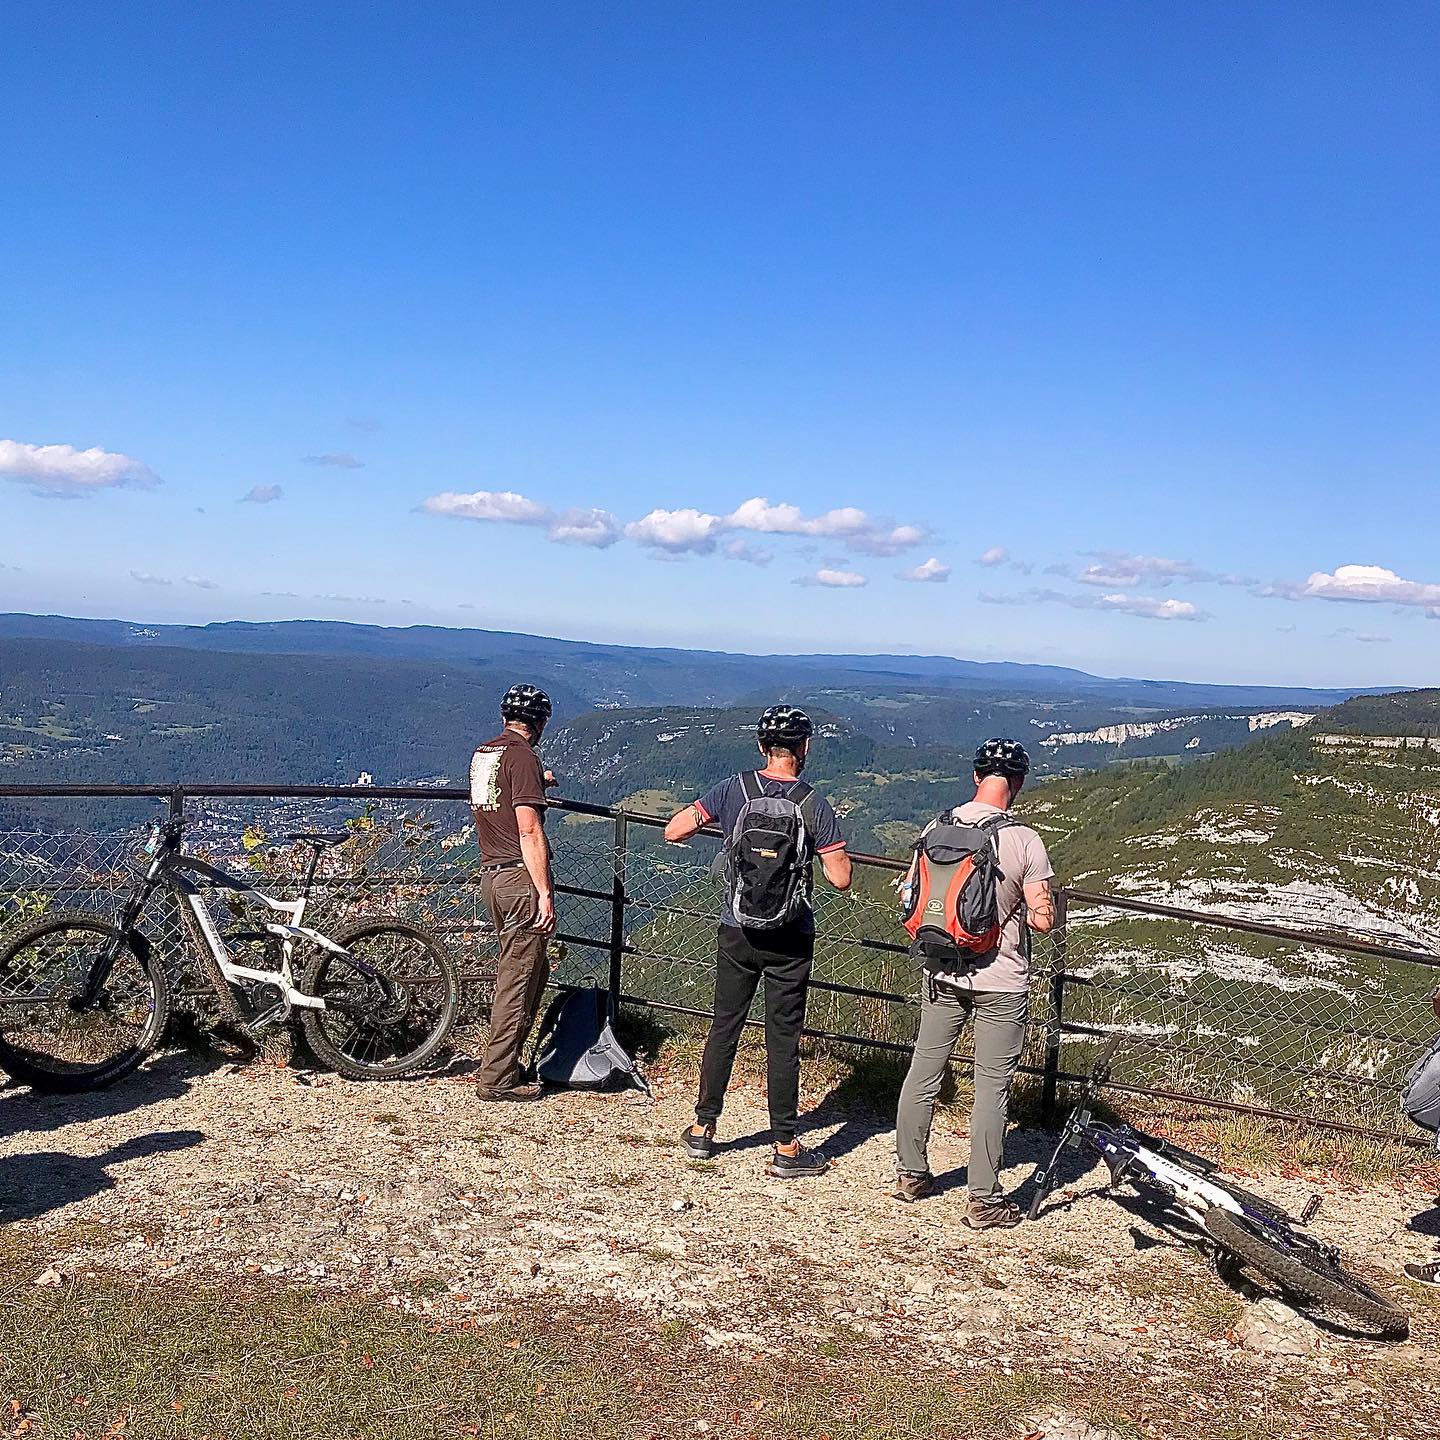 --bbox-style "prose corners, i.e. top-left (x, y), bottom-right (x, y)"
top-left (1075, 550), bottom-right (1253, 589)
top-left (979, 588), bottom-right (1207, 621)
top-left (625, 507), bottom-right (726, 553)
top-left (722, 539), bottom-right (773, 566)
top-left (729, 497), bottom-right (926, 555)
top-left (0, 440), bottom-right (158, 497)
top-left (301, 451), bottom-right (364, 469)
top-left (548, 507), bottom-right (622, 546)
top-left (1294, 564), bottom-right (1440, 617)
top-left (425, 489), bottom-right (550, 524)
top-left (421, 487), bottom-right (924, 558)
top-left (129, 570), bottom-right (171, 586)
top-left (314, 592), bottom-right (387, 605)
top-left (978, 546), bottom-right (1008, 568)
top-left (1331, 626), bottom-right (1392, 643)
top-left (849, 523), bottom-right (927, 557)
top-left (795, 568), bottom-right (868, 589)
top-left (422, 489), bottom-right (620, 547)
top-left (240, 484), bottom-right (283, 504)
top-left (184, 576), bottom-right (218, 590)
top-left (901, 556), bottom-right (951, 583)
